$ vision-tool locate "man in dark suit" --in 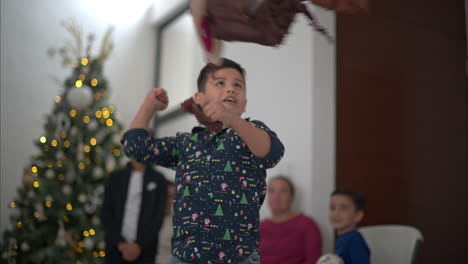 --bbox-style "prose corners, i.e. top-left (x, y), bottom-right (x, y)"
top-left (102, 160), bottom-right (168, 264)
